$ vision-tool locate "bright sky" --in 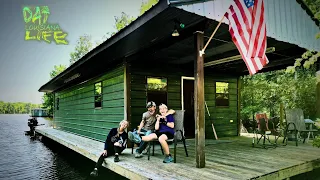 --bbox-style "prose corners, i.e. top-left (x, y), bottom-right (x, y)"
top-left (0, 0), bottom-right (143, 104)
